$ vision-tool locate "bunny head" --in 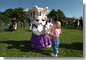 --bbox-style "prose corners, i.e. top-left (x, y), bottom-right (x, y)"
top-left (32, 5), bottom-right (49, 35)
top-left (34, 5), bottom-right (48, 26)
